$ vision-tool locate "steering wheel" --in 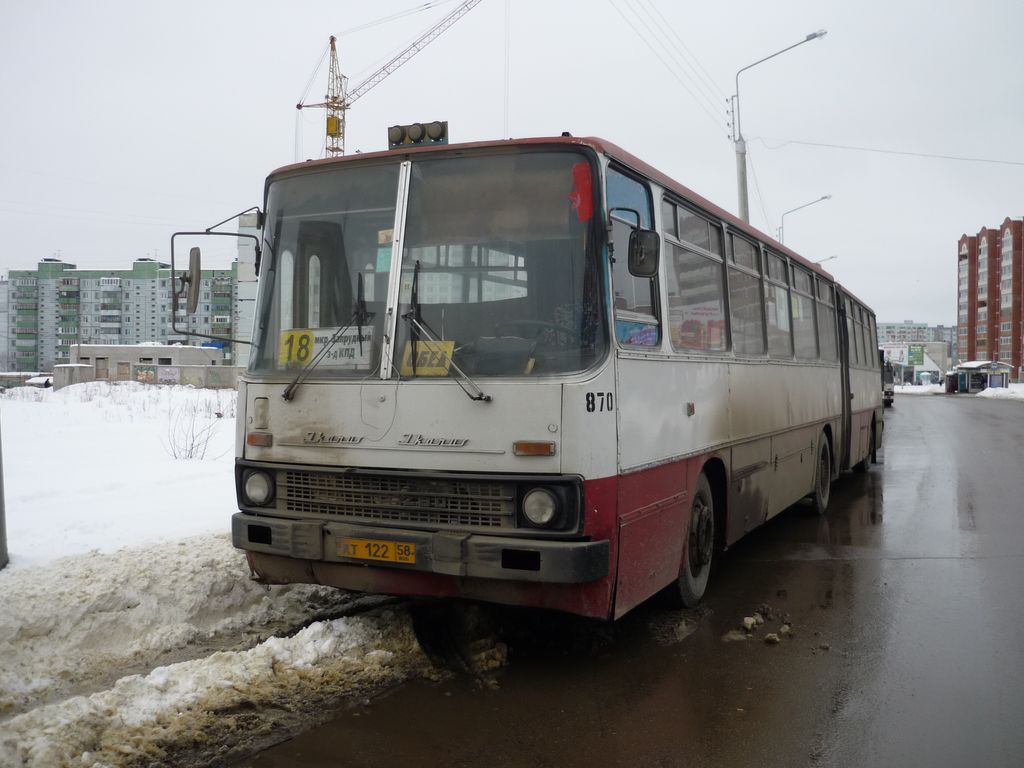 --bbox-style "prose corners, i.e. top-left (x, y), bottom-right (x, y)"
top-left (494, 319), bottom-right (581, 348)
